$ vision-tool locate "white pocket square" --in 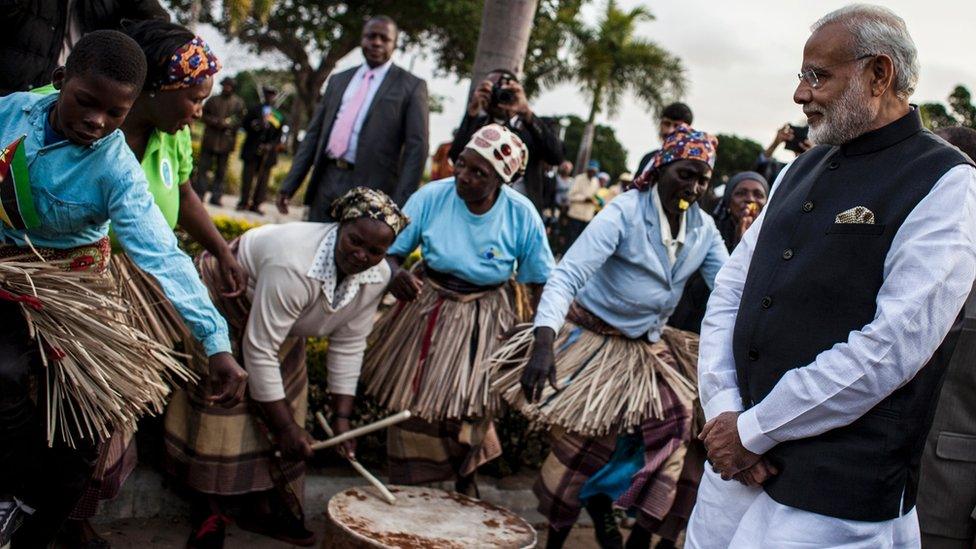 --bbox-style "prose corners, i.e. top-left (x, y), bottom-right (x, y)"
top-left (835, 206), bottom-right (876, 224)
